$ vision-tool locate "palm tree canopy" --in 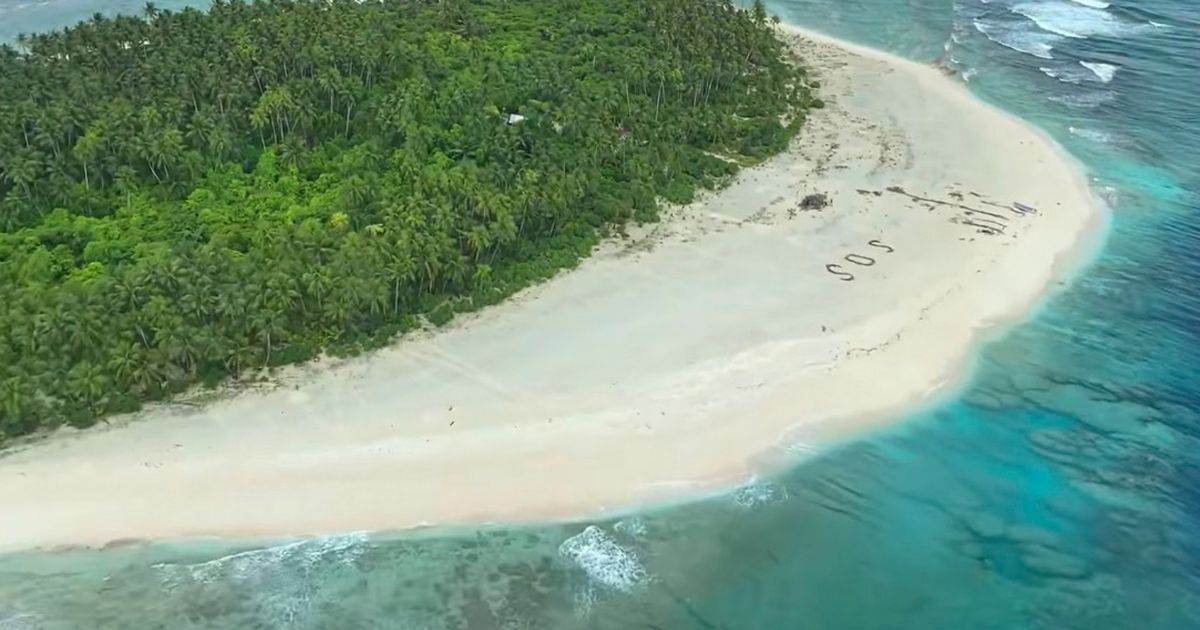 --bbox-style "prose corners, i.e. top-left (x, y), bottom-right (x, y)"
top-left (0, 0), bottom-right (815, 440)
